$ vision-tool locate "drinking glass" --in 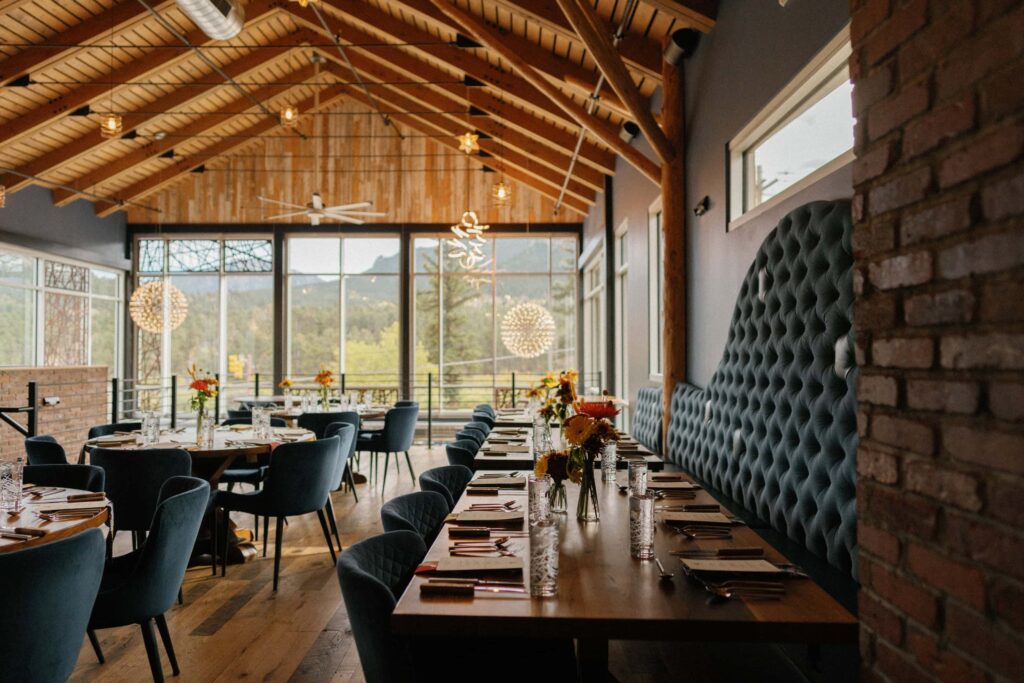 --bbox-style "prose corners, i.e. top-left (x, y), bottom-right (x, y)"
top-left (601, 443), bottom-right (617, 483)
top-left (629, 492), bottom-right (656, 560)
top-left (0, 458), bottom-right (24, 513)
top-left (141, 412), bottom-right (158, 445)
top-left (628, 461), bottom-right (648, 496)
top-left (251, 406), bottom-right (264, 437)
top-left (527, 473), bottom-right (551, 526)
top-left (529, 518), bottom-right (559, 597)
top-left (199, 417), bottom-right (216, 449)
